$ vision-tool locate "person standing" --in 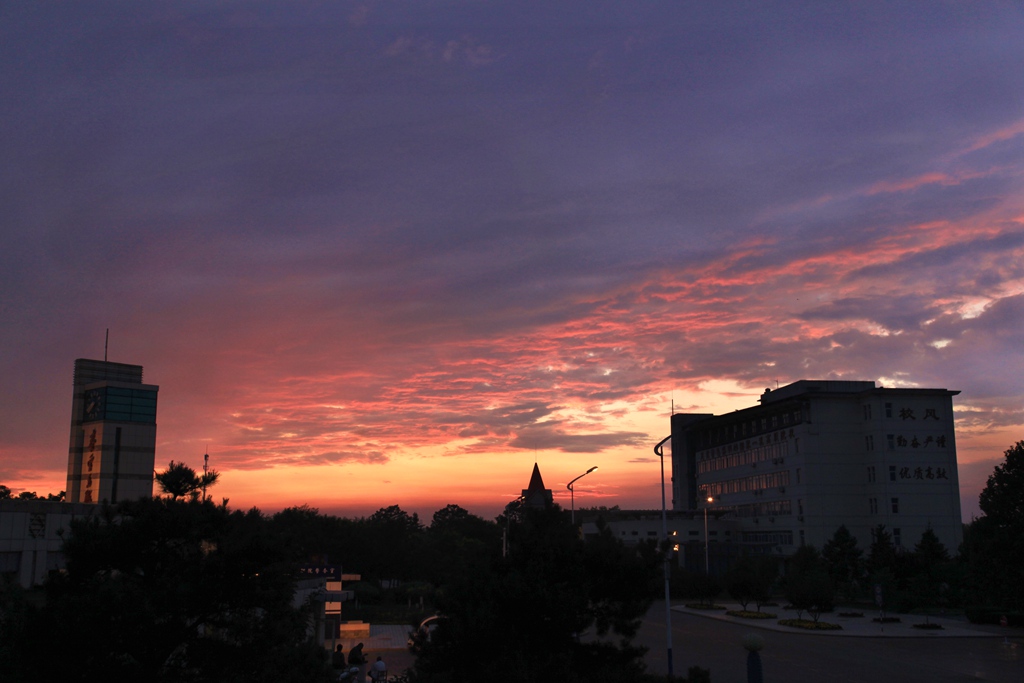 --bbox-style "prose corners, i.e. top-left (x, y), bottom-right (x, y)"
top-left (331, 644), bottom-right (345, 672)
